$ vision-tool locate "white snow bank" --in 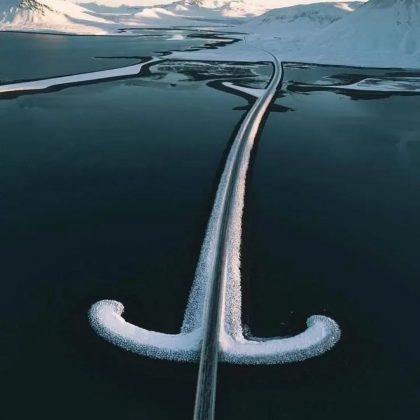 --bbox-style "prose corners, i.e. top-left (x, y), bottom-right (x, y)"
top-left (166, 33), bottom-right (186, 41)
top-left (0, 0), bottom-right (116, 35)
top-left (300, 0), bottom-right (420, 69)
top-left (222, 81), bottom-right (265, 97)
top-left (233, 2), bottom-right (362, 39)
top-left (89, 300), bottom-right (201, 361)
top-left (171, 1), bottom-right (420, 70)
top-left (163, 0), bottom-right (268, 19)
top-left (220, 316), bottom-right (340, 364)
top-left (0, 58), bottom-right (160, 94)
top-left (327, 77), bottom-right (420, 93)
